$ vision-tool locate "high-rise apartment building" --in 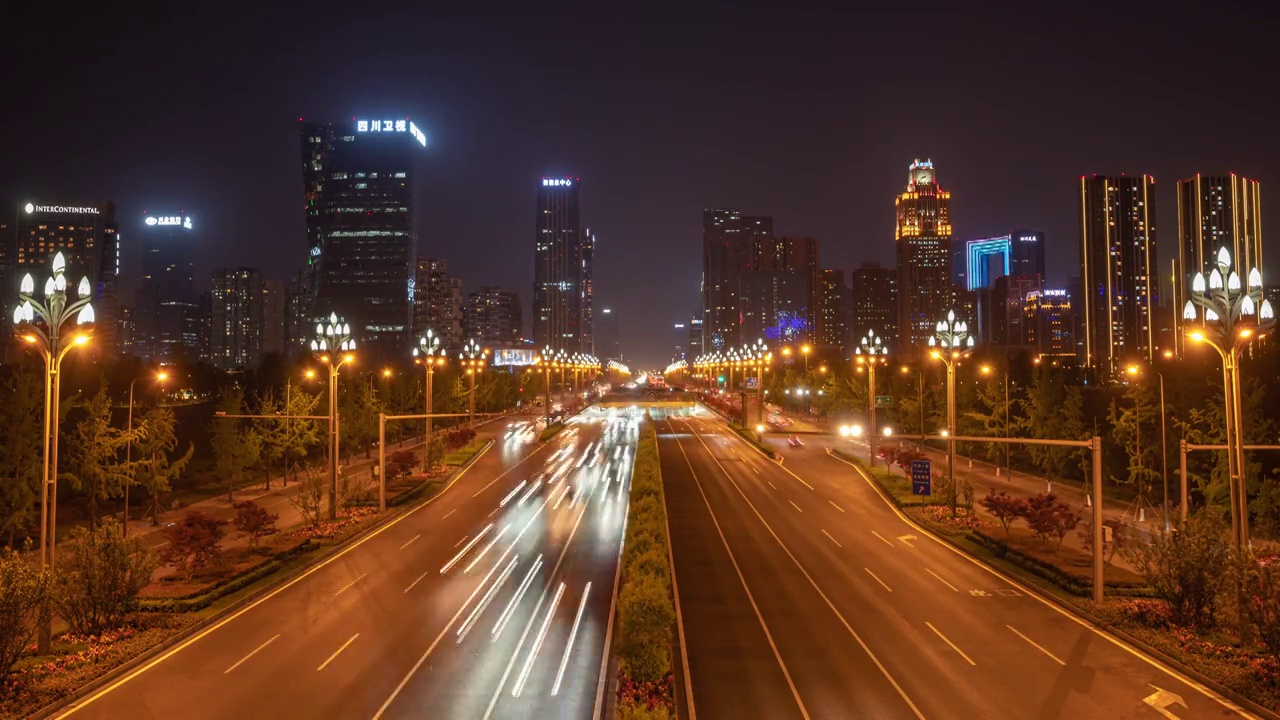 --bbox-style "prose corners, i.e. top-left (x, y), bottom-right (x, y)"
top-left (818, 269), bottom-right (847, 350)
top-left (534, 177), bottom-right (590, 352)
top-left (133, 210), bottom-right (198, 360)
top-left (850, 262), bottom-right (898, 350)
top-left (582, 228), bottom-right (595, 354)
top-left (1078, 174), bottom-right (1158, 375)
top-left (298, 117), bottom-right (425, 356)
top-left (209, 267), bottom-right (264, 370)
top-left (1175, 174), bottom-right (1262, 354)
top-left (895, 159), bottom-right (953, 357)
top-left (596, 307), bottom-right (620, 360)
top-left (740, 235), bottom-right (820, 345)
top-left (414, 258), bottom-right (463, 349)
top-left (463, 286), bottom-right (522, 346)
top-left (702, 210), bottom-right (773, 352)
